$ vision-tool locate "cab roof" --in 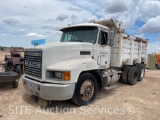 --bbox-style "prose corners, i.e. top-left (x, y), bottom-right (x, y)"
top-left (60, 23), bottom-right (109, 31)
